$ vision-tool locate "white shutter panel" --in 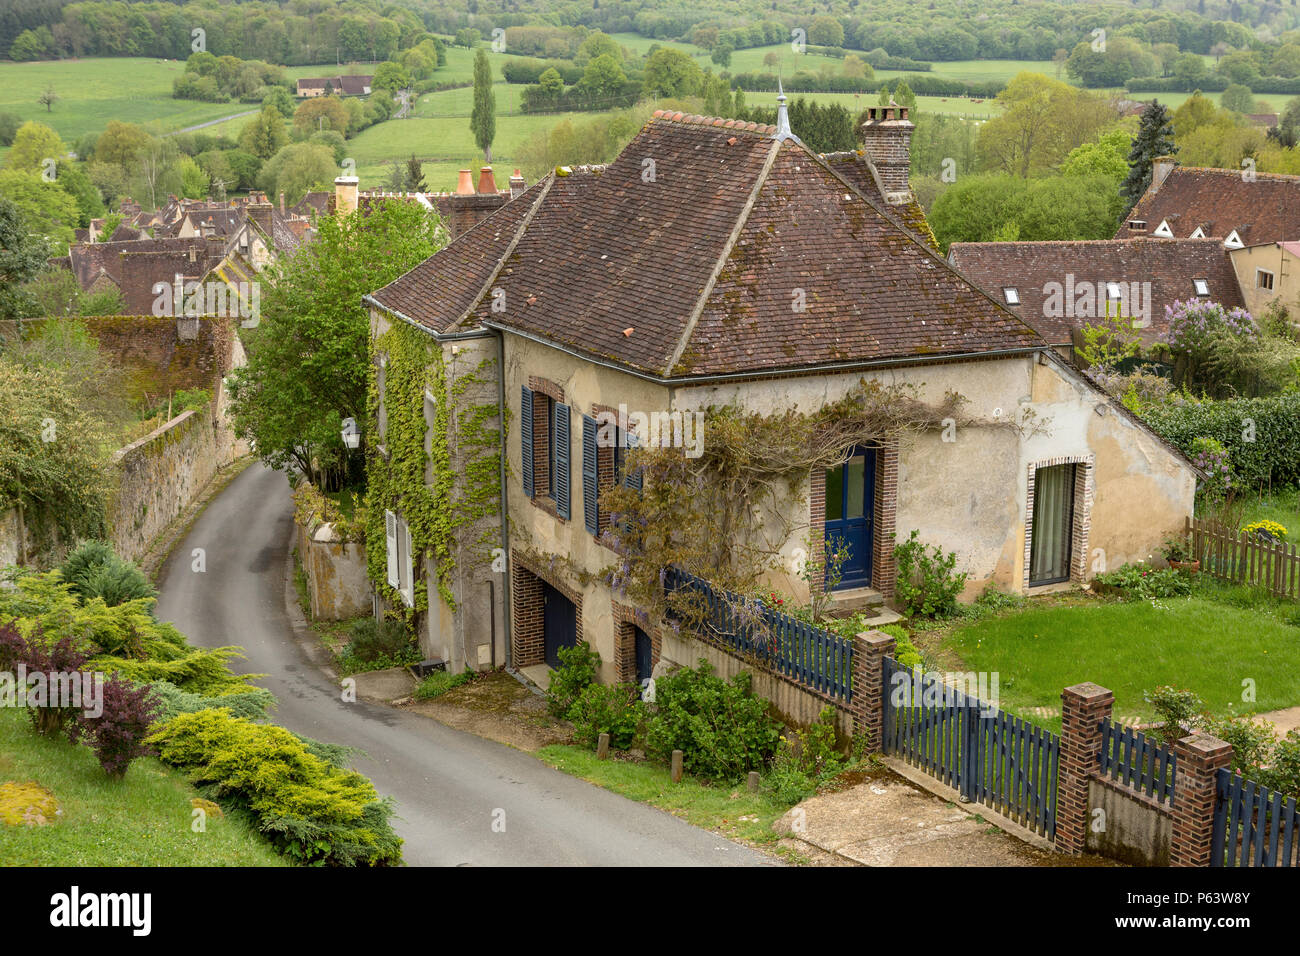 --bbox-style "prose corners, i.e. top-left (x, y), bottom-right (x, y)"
top-left (401, 521), bottom-right (415, 607)
top-left (385, 510), bottom-right (400, 589)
